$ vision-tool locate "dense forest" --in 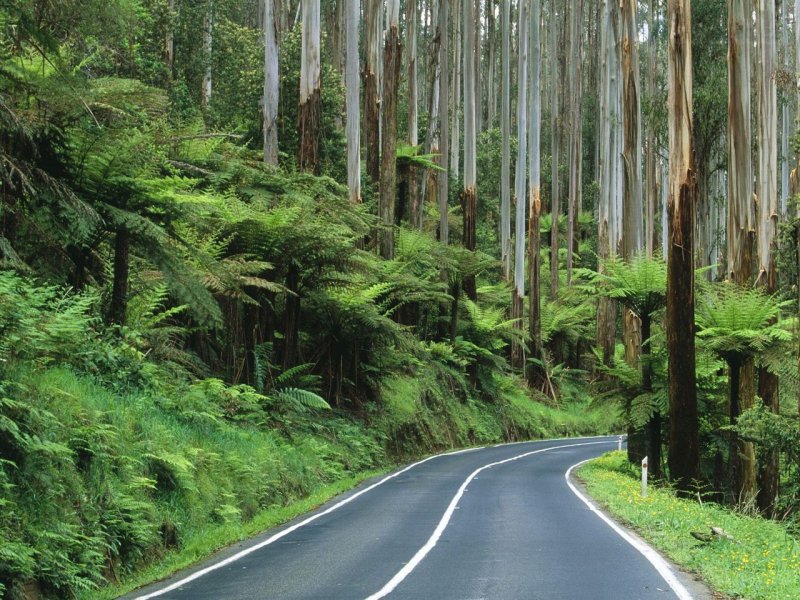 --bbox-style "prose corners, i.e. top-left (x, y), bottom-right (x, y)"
top-left (0, 0), bottom-right (799, 597)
